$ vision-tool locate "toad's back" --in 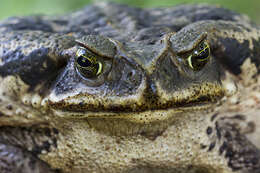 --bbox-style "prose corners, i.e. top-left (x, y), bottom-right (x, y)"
top-left (0, 3), bottom-right (252, 39)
